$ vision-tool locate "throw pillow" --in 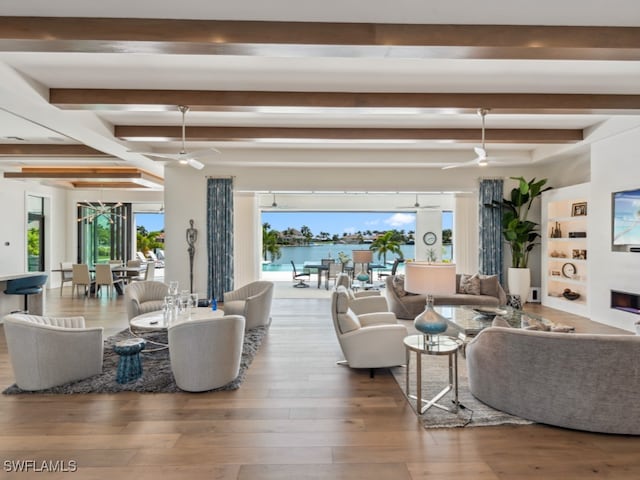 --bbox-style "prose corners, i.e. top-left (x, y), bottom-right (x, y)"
top-left (392, 274), bottom-right (408, 297)
top-left (479, 274), bottom-right (499, 298)
top-left (459, 273), bottom-right (481, 295)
